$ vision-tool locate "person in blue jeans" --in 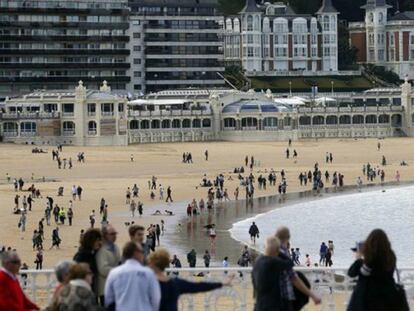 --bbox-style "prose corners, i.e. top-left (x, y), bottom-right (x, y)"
top-left (148, 249), bottom-right (233, 311)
